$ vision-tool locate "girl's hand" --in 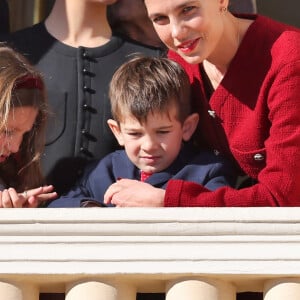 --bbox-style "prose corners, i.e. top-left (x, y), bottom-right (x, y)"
top-left (0, 185), bottom-right (57, 208)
